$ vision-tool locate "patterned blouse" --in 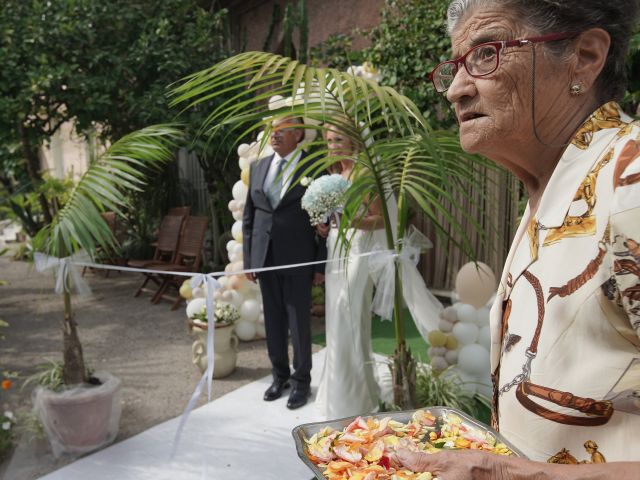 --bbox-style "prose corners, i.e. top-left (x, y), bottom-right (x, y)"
top-left (489, 102), bottom-right (640, 463)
